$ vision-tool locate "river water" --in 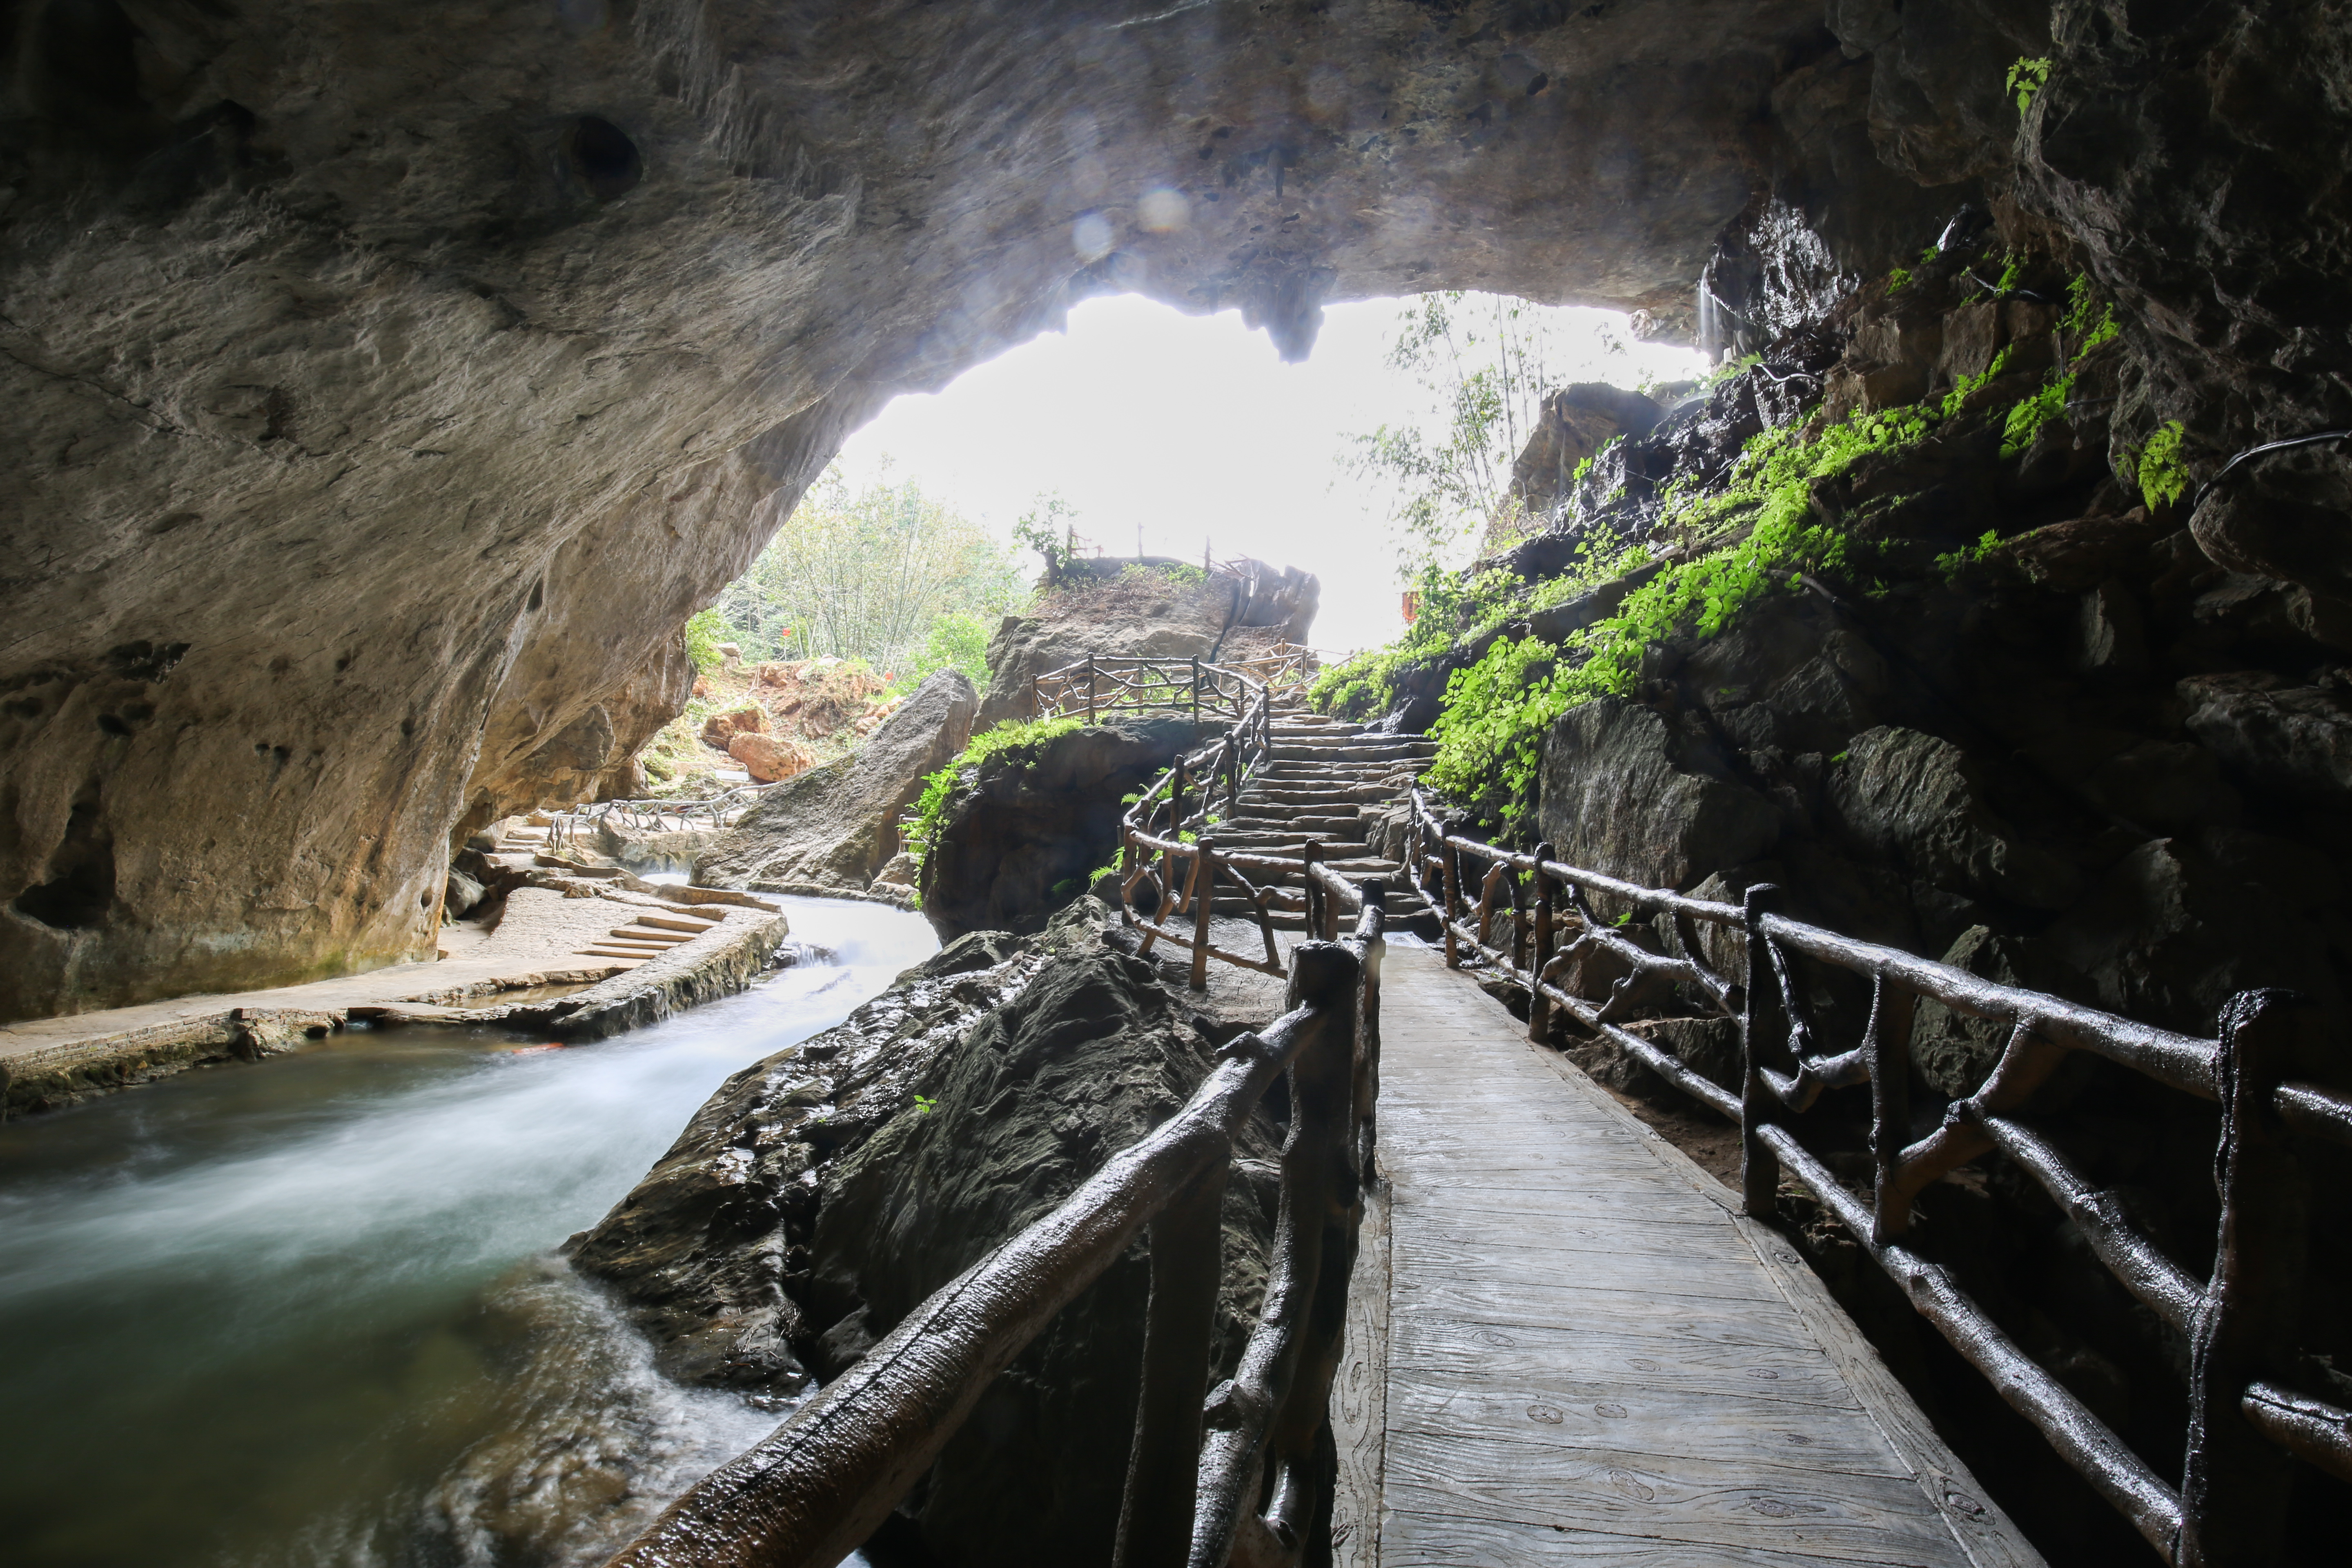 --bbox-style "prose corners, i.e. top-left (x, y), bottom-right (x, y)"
top-left (0, 897), bottom-right (936, 1568)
